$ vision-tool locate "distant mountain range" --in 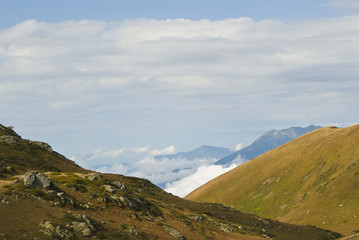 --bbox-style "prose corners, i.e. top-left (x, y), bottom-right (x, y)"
top-left (214, 125), bottom-right (321, 166)
top-left (154, 145), bottom-right (233, 161)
